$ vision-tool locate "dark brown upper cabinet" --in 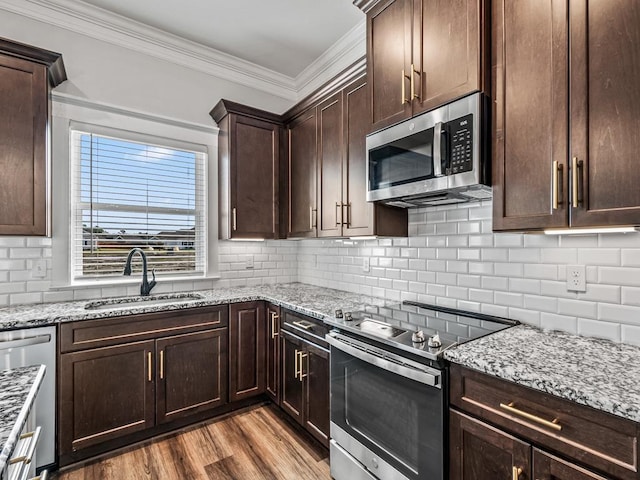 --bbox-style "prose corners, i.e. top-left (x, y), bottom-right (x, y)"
top-left (288, 108), bottom-right (318, 238)
top-left (286, 69), bottom-right (407, 239)
top-left (360, 0), bottom-right (486, 133)
top-left (493, 0), bottom-right (640, 231)
top-left (211, 100), bottom-right (282, 239)
top-left (0, 38), bottom-right (66, 236)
